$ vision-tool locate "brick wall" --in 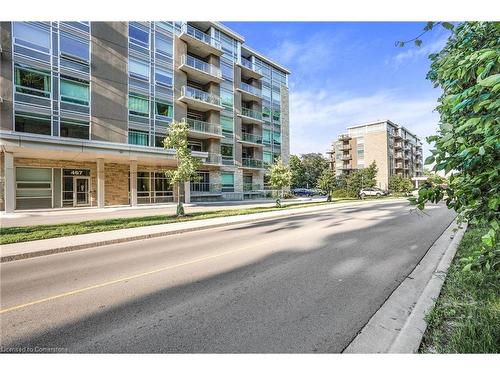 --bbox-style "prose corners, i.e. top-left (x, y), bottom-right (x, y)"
top-left (104, 163), bottom-right (129, 206)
